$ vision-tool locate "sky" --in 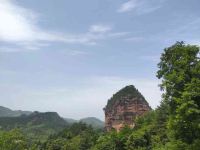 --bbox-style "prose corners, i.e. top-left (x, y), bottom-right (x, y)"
top-left (0, 0), bottom-right (199, 120)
